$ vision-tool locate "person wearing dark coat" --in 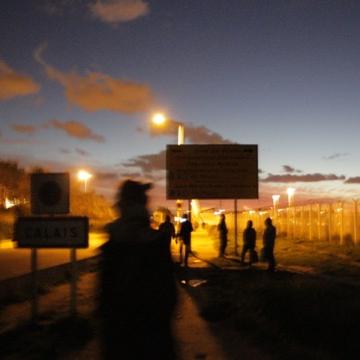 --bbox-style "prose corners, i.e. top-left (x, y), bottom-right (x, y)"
top-left (262, 217), bottom-right (277, 272)
top-left (99, 180), bottom-right (177, 359)
top-left (217, 213), bottom-right (228, 257)
top-left (241, 220), bottom-right (257, 265)
top-left (177, 214), bottom-right (193, 267)
top-left (159, 214), bottom-right (176, 251)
